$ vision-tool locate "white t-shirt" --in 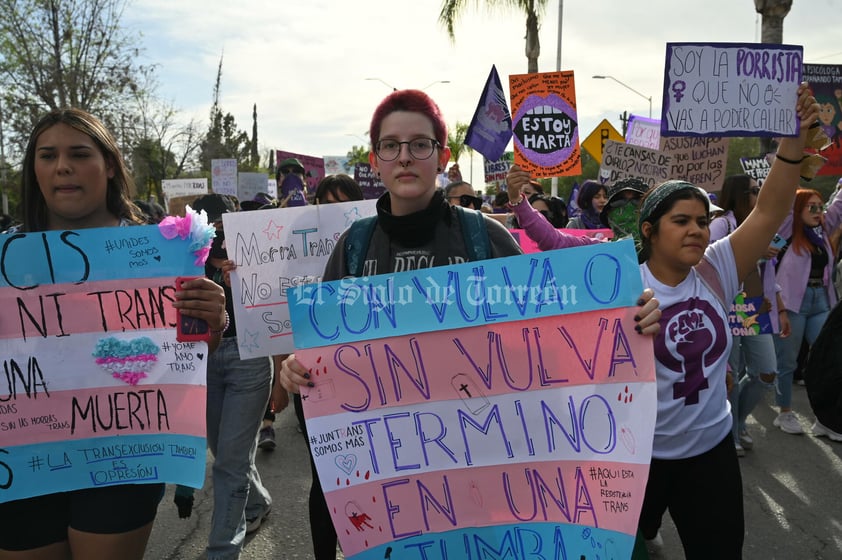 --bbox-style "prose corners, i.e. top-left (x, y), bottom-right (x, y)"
top-left (641, 238), bottom-right (739, 459)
